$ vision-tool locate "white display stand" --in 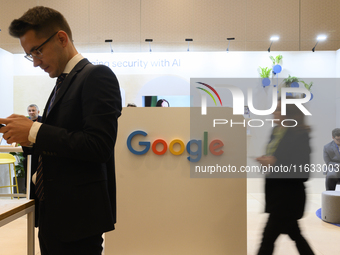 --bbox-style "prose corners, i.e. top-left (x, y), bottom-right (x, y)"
top-left (105, 107), bottom-right (247, 255)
